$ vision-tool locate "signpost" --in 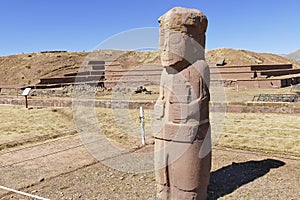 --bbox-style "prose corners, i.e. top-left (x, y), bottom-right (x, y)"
top-left (22, 88), bottom-right (31, 108)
